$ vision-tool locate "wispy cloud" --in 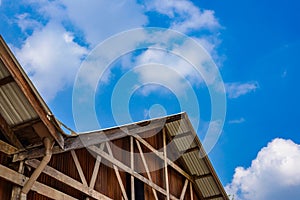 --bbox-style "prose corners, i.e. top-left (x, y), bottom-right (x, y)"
top-left (228, 117), bottom-right (245, 124)
top-left (226, 138), bottom-right (300, 200)
top-left (225, 81), bottom-right (259, 99)
top-left (145, 0), bottom-right (220, 33)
